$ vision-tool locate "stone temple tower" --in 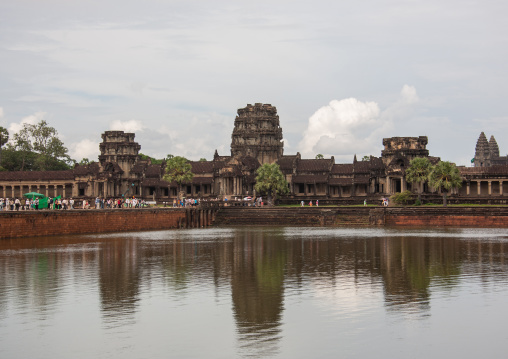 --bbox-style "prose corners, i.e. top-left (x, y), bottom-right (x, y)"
top-left (474, 132), bottom-right (493, 167)
top-left (99, 131), bottom-right (141, 175)
top-left (230, 103), bottom-right (283, 164)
